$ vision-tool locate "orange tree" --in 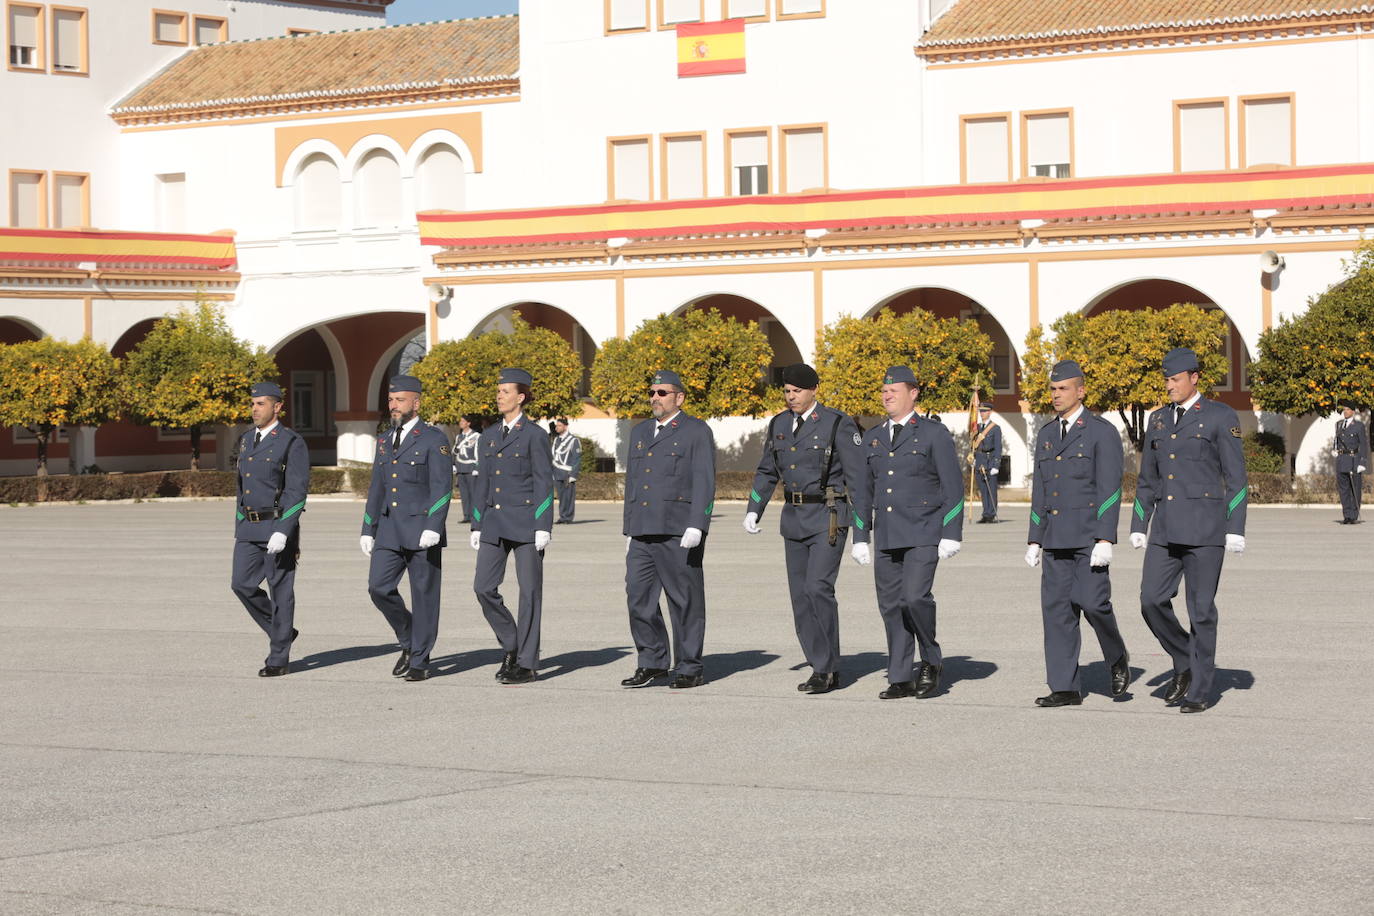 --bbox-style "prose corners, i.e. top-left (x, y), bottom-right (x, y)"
top-left (0, 337), bottom-right (120, 476)
top-left (122, 301), bottom-right (278, 470)
top-left (591, 308), bottom-right (774, 418)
